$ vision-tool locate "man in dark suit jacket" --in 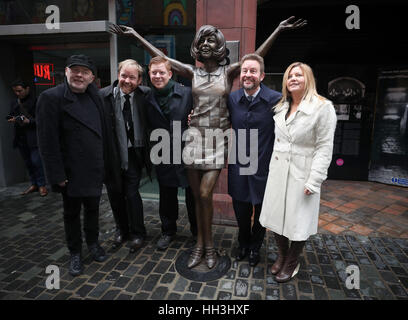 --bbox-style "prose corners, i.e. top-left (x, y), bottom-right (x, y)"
top-left (228, 54), bottom-right (282, 267)
top-left (7, 79), bottom-right (47, 196)
top-left (145, 56), bottom-right (197, 250)
top-left (37, 55), bottom-right (107, 276)
top-left (100, 59), bottom-right (152, 253)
